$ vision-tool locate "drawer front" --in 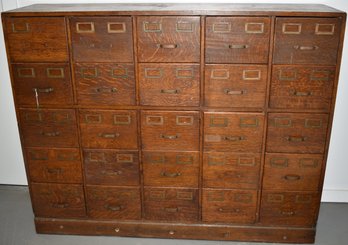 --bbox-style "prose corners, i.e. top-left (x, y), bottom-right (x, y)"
top-left (267, 113), bottom-right (329, 153)
top-left (4, 17), bottom-right (68, 62)
top-left (70, 17), bottom-right (133, 62)
top-left (12, 64), bottom-right (73, 106)
top-left (26, 148), bottom-right (82, 184)
top-left (144, 187), bottom-right (199, 222)
top-left (260, 191), bottom-right (320, 227)
top-left (139, 64), bottom-right (200, 106)
top-left (203, 153), bottom-right (260, 189)
top-left (79, 110), bottom-right (138, 149)
top-left (263, 153), bottom-right (323, 191)
top-left (86, 186), bottom-right (141, 220)
top-left (143, 151), bottom-right (199, 187)
top-left (206, 17), bottom-right (271, 64)
top-left (204, 112), bottom-right (264, 152)
top-left (205, 65), bottom-right (267, 108)
top-left (137, 16), bottom-right (200, 62)
top-left (31, 183), bottom-right (86, 218)
top-left (75, 63), bottom-right (135, 106)
top-left (19, 109), bottom-right (78, 148)
top-left (270, 66), bottom-right (335, 110)
top-left (202, 189), bottom-right (257, 224)
top-left (84, 149), bottom-right (139, 186)
top-left (141, 111), bottom-right (199, 151)
top-left (273, 18), bottom-right (341, 65)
